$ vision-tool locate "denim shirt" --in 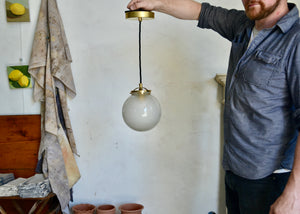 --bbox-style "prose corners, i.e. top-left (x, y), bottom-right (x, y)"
top-left (198, 3), bottom-right (300, 179)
